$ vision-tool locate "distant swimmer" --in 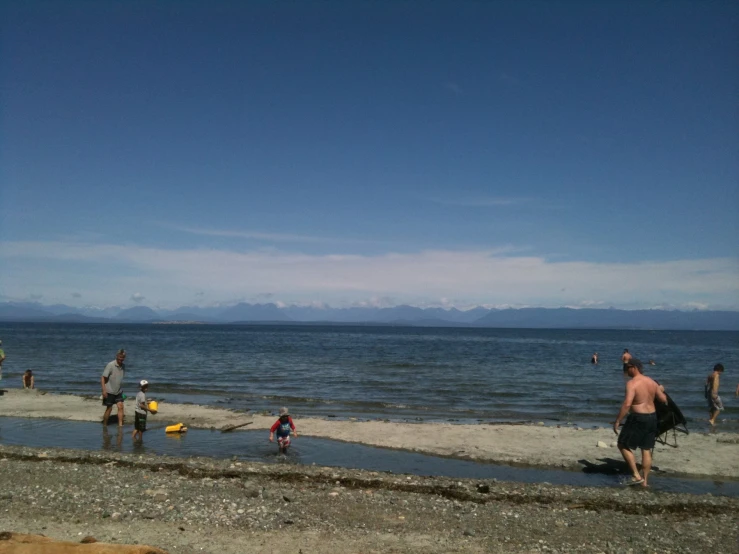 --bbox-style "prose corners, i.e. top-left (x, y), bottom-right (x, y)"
top-left (613, 358), bottom-right (667, 487)
top-left (0, 339), bottom-right (5, 380)
top-left (648, 360), bottom-right (656, 366)
top-left (705, 363), bottom-right (725, 426)
top-left (591, 353), bottom-right (598, 365)
top-left (22, 369), bottom-right (34, 390)
top-left (621, 349), bottom-right (632, 364)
